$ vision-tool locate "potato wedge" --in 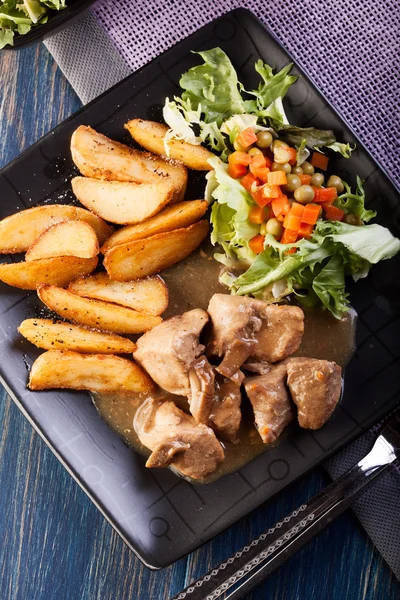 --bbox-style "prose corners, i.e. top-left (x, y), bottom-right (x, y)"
top-left (26, 221), bottom-right (99, 262)
top-left (71, 126), bottom-right (187, 203)
top-left (0, 205), bottom-right (113, 254)
top-left (101, 200), bottom-right (208, 253)
top-left (18, 319), bottom-right (136, 354)
top-left (71, 177), bottom-right (174, 225)
top-left (37, 284), bottom-right (162, 334)
top-left (29, 350), bottom-right (154, 394)
top-left (125, 119), bottom-right (214, 171)
top-left (68, 273), bottom-right (168, 316)
top-left (104, 220), bottom-right (209, 281)
top-left (0, 256), bottom-right (98, 290)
